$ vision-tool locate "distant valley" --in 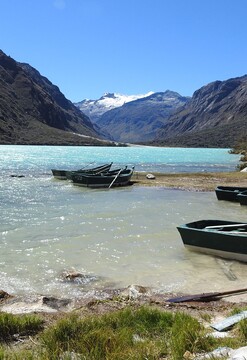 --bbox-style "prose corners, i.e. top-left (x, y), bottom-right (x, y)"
top-left (1, 49), bottom-right (247, 148)
top-left (75, 91), bottom-right (190, 143)
top-left (75, 76), bottom-right (247, 147)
